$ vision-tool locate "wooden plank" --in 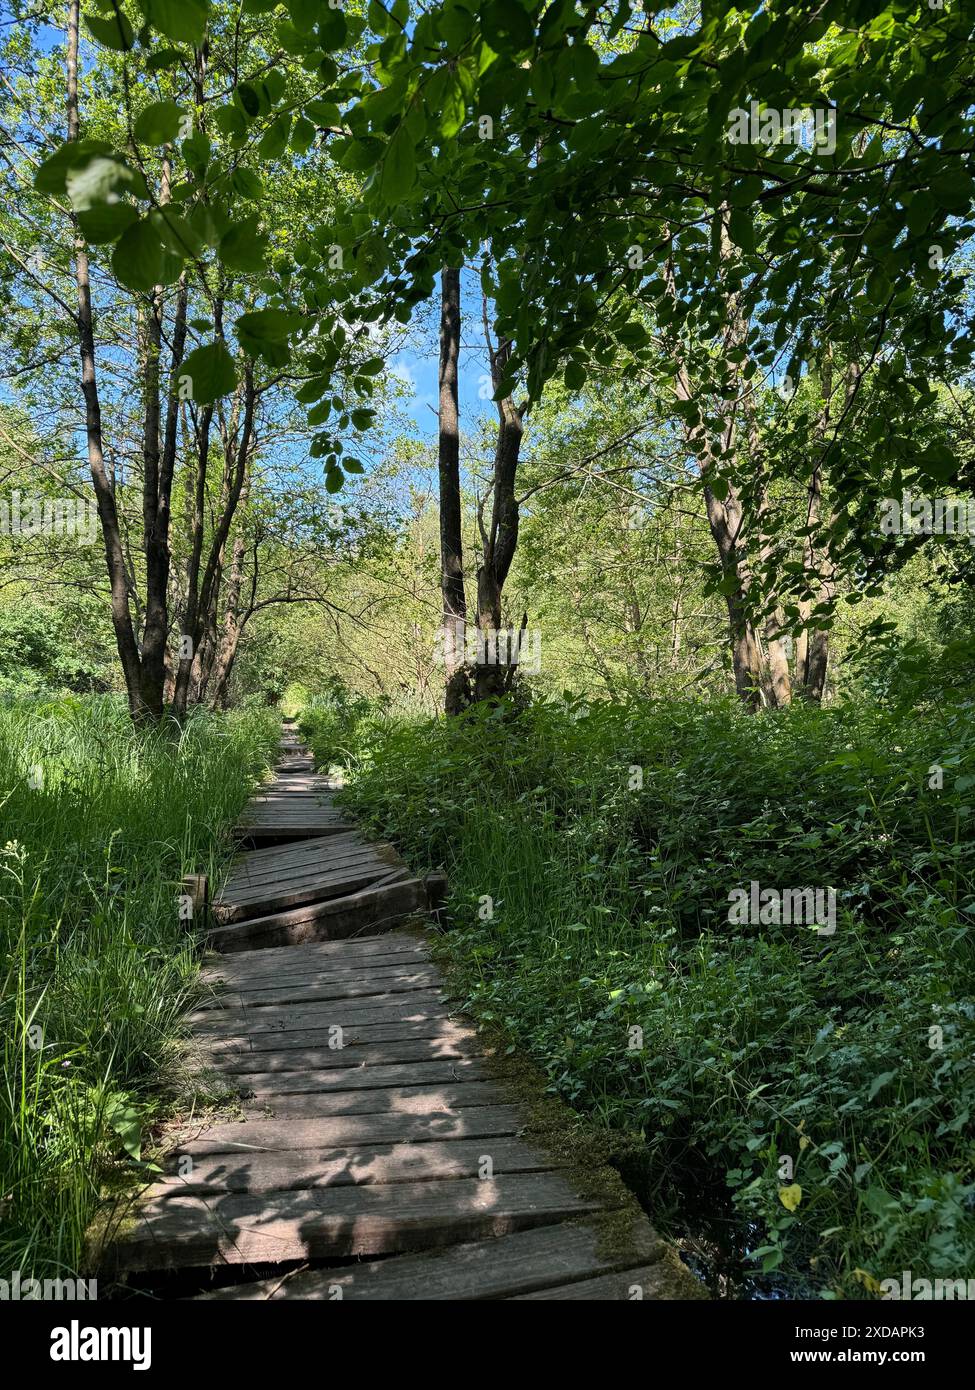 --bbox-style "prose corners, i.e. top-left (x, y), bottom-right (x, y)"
top-left (207, 878), bottom-right (430, 952)
top-left (212, 1058), bottom-right (487, 1097)
top-left (188, 988), bottom-right (449, 1034)
top-left (201, 933), bottom-right (427, 976)
top-left (511, 1265), bottom-right (690, 1300)
top-left (241, 1080), bottom-right (506, 1120)
top-left (197, 1017), bottom-right (477, 1056)
top-left (200, 961), bottom-right (431, 995)
top-left (194, 969), bottom-right (441, 1012)
top-left (218, 852), bottom-right (392, 902)
top-left (168, 1104), bottom-right (523, 1156)
top-left (217, 833), bottom-right (369, 882)
top-left (214, 864), bottom-right (399, 923)
top-left (109, 1174), bottom-right (600, 1271)
top-left (195, 1219), bottom-right (661, 1301)
top-left (194, 1035), bottom-right (483, 1073)
top-left (145, 1137), bottom-right (558, 1198)
top-left (214, 834), bottom-right (406, 911)
top-left (220, 845), bottom-right (390, 893)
